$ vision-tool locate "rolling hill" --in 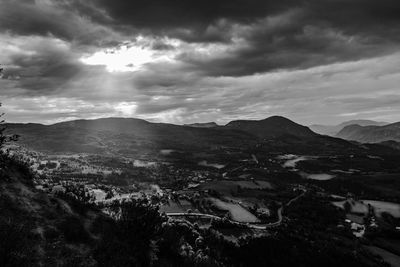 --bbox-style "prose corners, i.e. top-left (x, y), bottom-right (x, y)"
top-left (5, 117), bottom-right (253, 155)
top-left (5, 116), bottom-right (398, 157)
top-left (225, 116), bottom-right (317, 139)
